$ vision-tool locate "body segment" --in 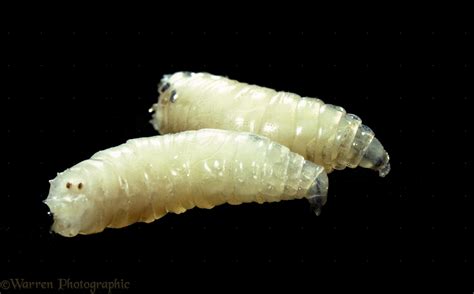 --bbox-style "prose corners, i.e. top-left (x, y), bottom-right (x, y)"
top-left (45, 129), bottom-right (328, 237)
top-left (151, 72), bottom-right (390, 176)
